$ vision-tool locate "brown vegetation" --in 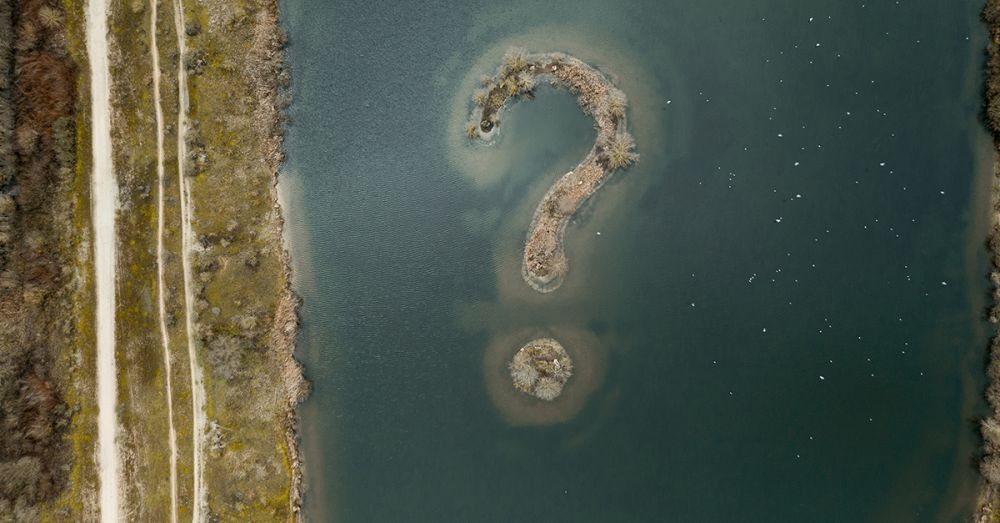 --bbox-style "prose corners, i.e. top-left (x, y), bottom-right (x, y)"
top-left (0, 0), bottom-right (79, 519)
top-left (602, 132), bottom-right (638, 171)
top-left (509, 338), bottom-right (573, 401)
top-left (987, 1), bottom-right (1000, 138)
